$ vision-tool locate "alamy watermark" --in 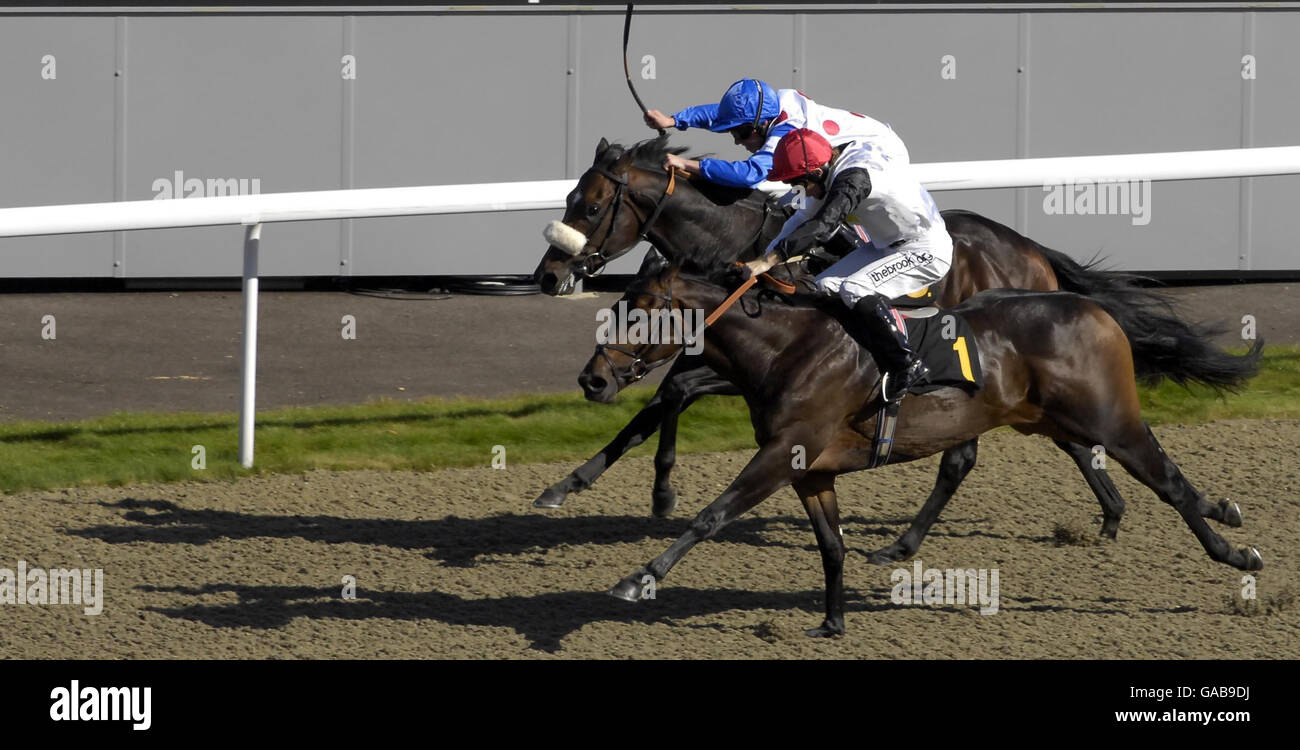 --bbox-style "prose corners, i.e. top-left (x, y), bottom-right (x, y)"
top-left (50, 681), bottom-right (150, 730)
top-left (153, 171), bottom-right (261, 200)
top-left (891, 560), bottom-right (999, 615)
top-left (1042, 178), bottom-right (1151, 226)
top-left (595, 301), bottom-right (705, 356)
top-left (0, 560), bottom-right (104, 615)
